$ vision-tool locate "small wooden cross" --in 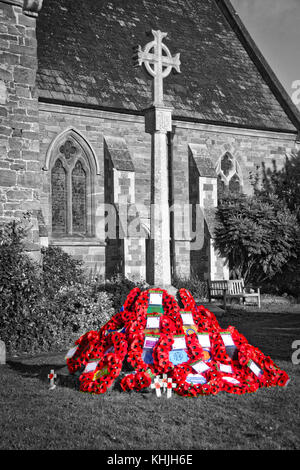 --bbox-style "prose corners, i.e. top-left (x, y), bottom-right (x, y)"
top-left (160, 373), bottom-right (168, 393)
top-left (166, 378), bottom-right (177, 399)
top-left (133, 30), bottom-right (181, 106)
top-left (48, 369), bottom-right (57, 390)
top-left (150, 376), bottom-right (163, 397)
